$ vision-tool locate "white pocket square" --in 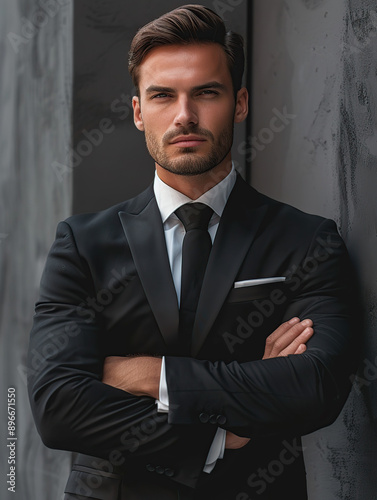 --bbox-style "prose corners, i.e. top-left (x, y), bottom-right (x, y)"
top-left (233, 277), bottom-right (286, 289)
